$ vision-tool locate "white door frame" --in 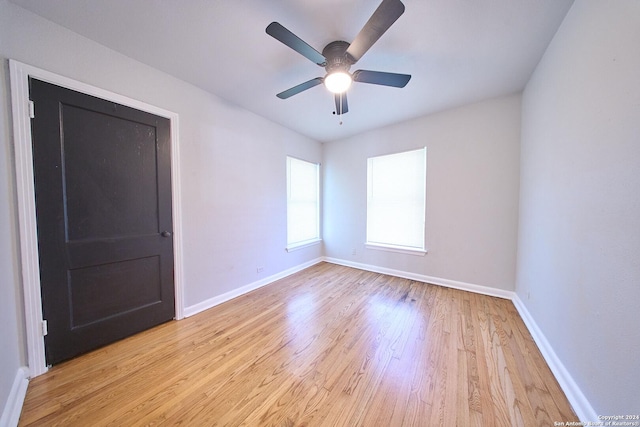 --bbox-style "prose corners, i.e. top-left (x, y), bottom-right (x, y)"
top-left (9, 59), bottom-right (185, 377)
